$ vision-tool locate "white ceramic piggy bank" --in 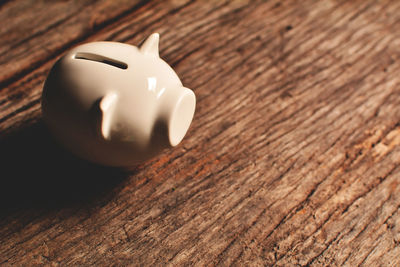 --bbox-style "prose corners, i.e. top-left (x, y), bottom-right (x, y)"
top-left (42, 33), bottom-right (196, 167)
